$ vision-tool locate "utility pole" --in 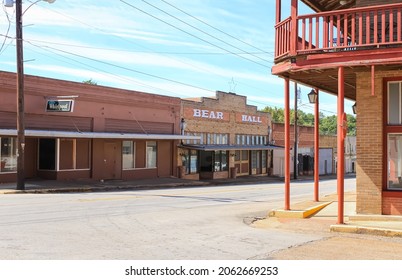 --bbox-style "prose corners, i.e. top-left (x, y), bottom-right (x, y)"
top-left (294, 83), bottom-right (300, 180)
top-left (16, 0), bottom-right (25, 190)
